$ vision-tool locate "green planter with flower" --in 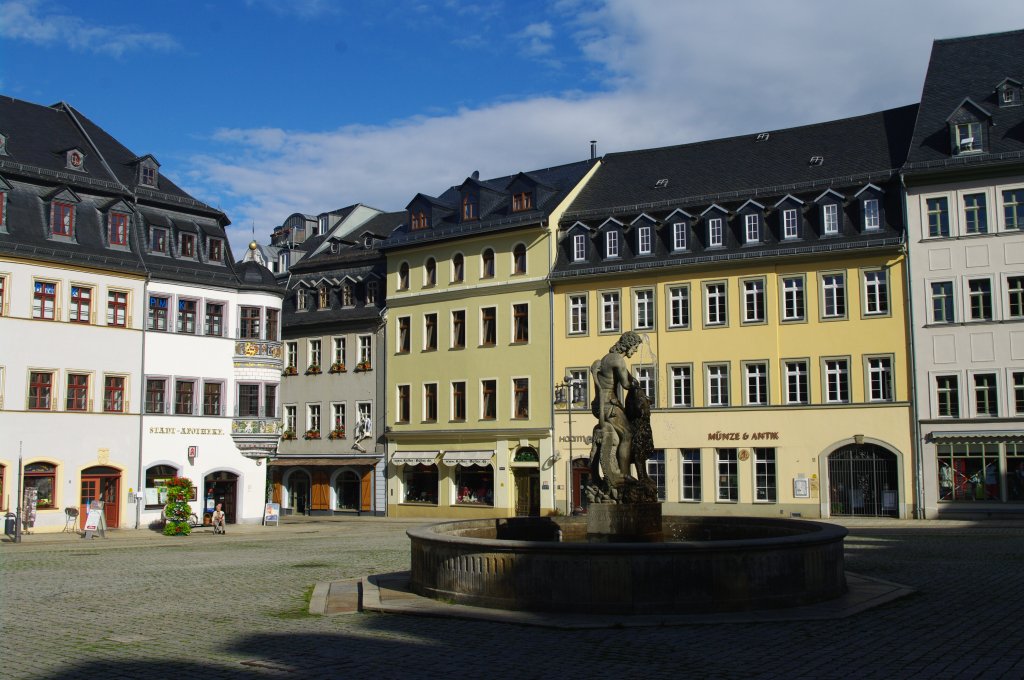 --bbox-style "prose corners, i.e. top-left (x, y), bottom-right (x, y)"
top-left (163, 476), bottom-right (194, 536)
